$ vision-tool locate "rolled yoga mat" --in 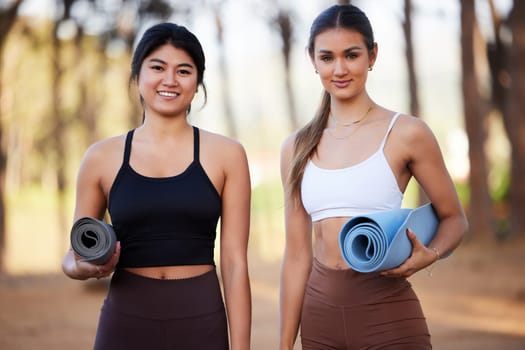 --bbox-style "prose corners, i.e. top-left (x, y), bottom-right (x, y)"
top-left (70, 217), bottom-right (117, 265)
top-left (339, 203), bottom-right (443, 273)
